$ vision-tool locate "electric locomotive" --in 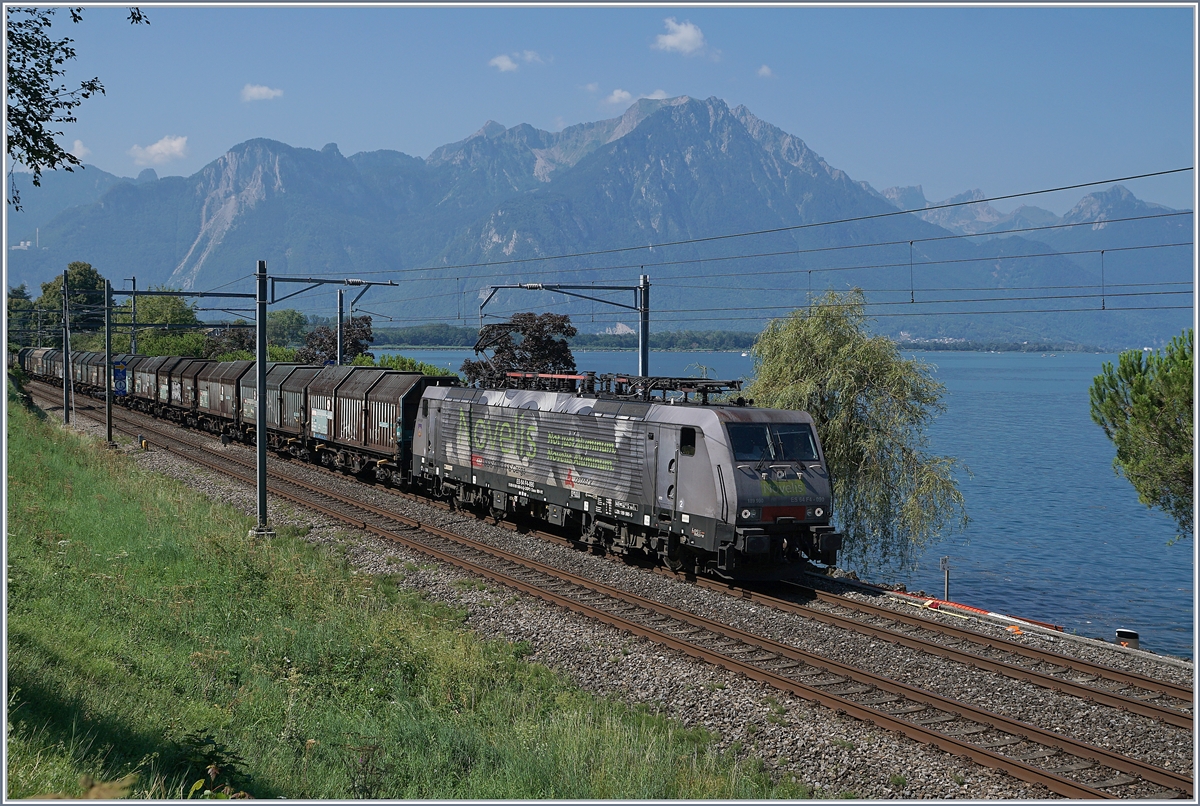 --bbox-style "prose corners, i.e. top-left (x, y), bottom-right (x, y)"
top-left (417, 373), bottom-right (842, 580)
